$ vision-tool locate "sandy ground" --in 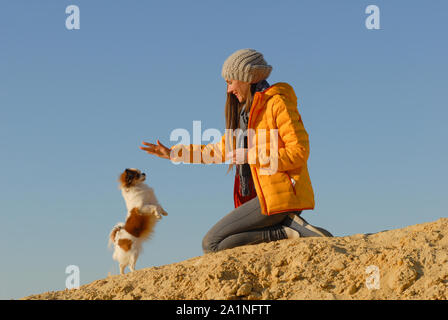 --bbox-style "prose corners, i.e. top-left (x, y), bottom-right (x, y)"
top-left (23, 218), bottom-right (448, 300)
